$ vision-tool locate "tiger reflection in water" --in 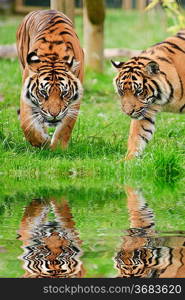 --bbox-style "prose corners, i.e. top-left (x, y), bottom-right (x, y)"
top-left (114, 187), bottom-right (185, 278)
top-left (18, 198), bottom-right (85, 278)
